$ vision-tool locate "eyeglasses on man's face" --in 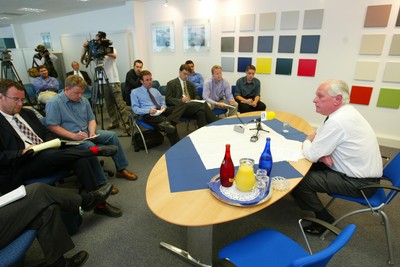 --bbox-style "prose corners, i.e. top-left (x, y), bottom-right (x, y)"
top-left (3, 94), bottom-right (25, 104)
